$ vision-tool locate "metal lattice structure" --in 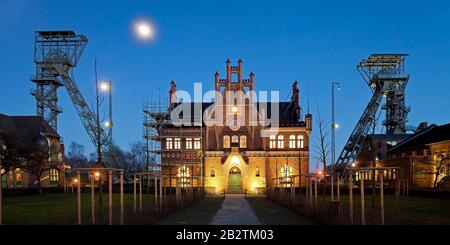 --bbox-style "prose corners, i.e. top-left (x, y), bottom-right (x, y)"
top-left (335, 54), bottom-right (410, 172)
top-left (31, 31), bottom-right (121, 168)
top-left (143, 99), bottom-right (204, 189)
top-left (143, 100), bottom-right (170, 173)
